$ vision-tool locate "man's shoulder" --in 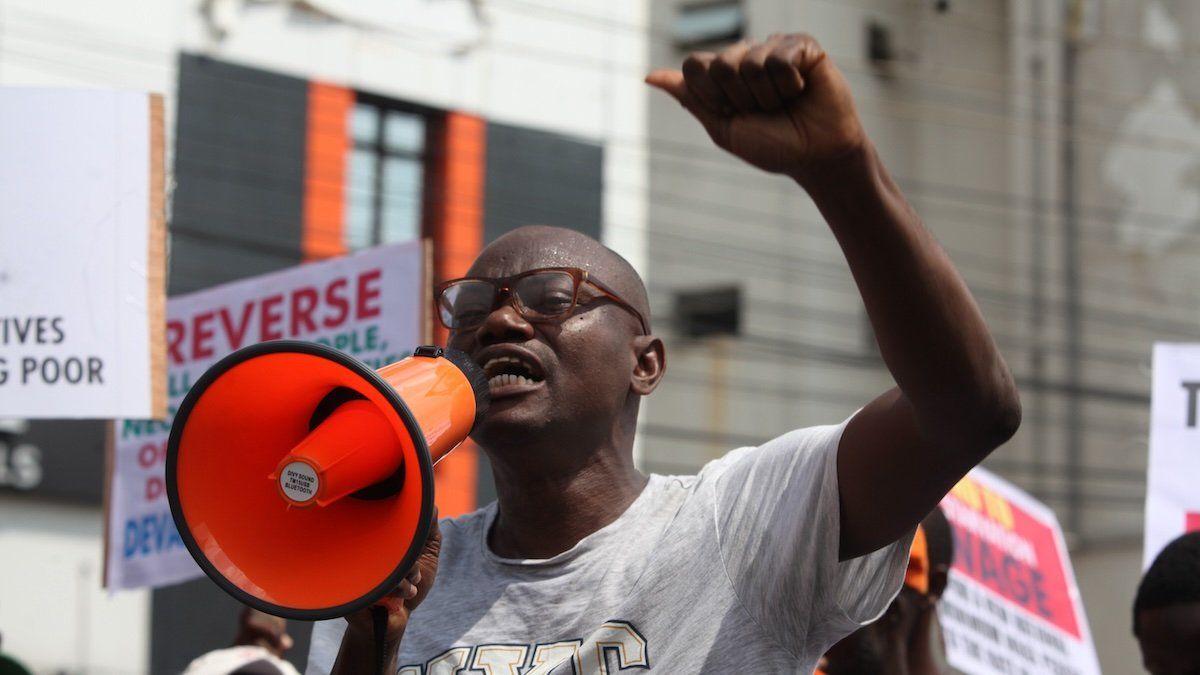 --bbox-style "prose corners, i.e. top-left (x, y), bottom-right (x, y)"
top-left (692, 420), bottom-right (850, 480)
top-left (438, 502), bottom-right (494, 538)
